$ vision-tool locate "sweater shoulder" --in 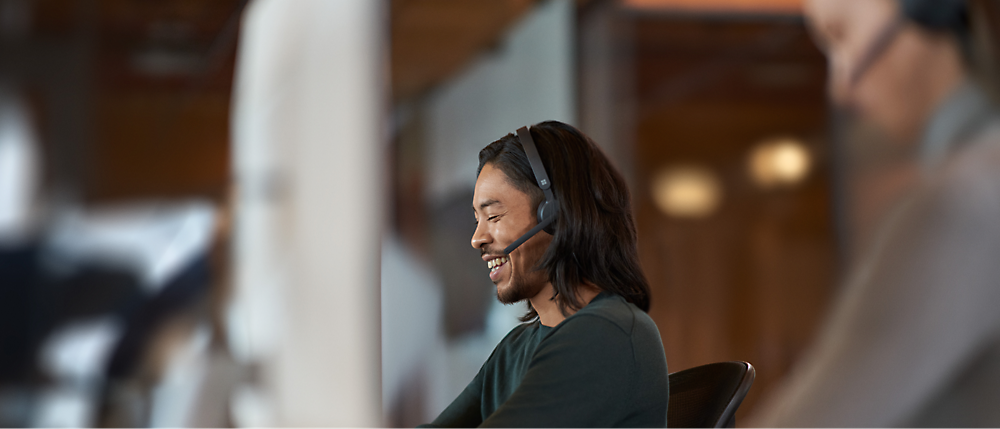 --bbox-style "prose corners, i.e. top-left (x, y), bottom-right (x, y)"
top-left (563, 292), bottom-right (653, 337)
top-left (494, 321), bottom-right (539, 349)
